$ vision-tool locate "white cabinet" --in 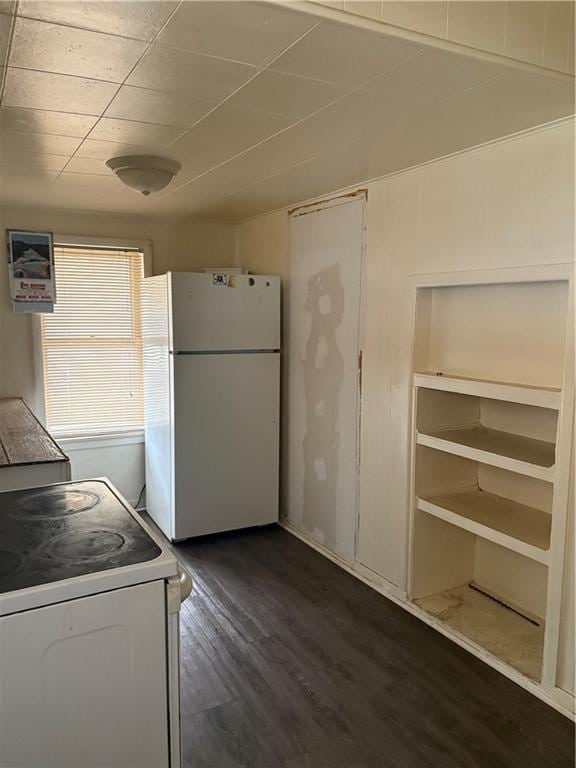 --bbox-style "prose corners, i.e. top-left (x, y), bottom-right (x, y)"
top-left (0, 581), bottom-right (170, 768)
